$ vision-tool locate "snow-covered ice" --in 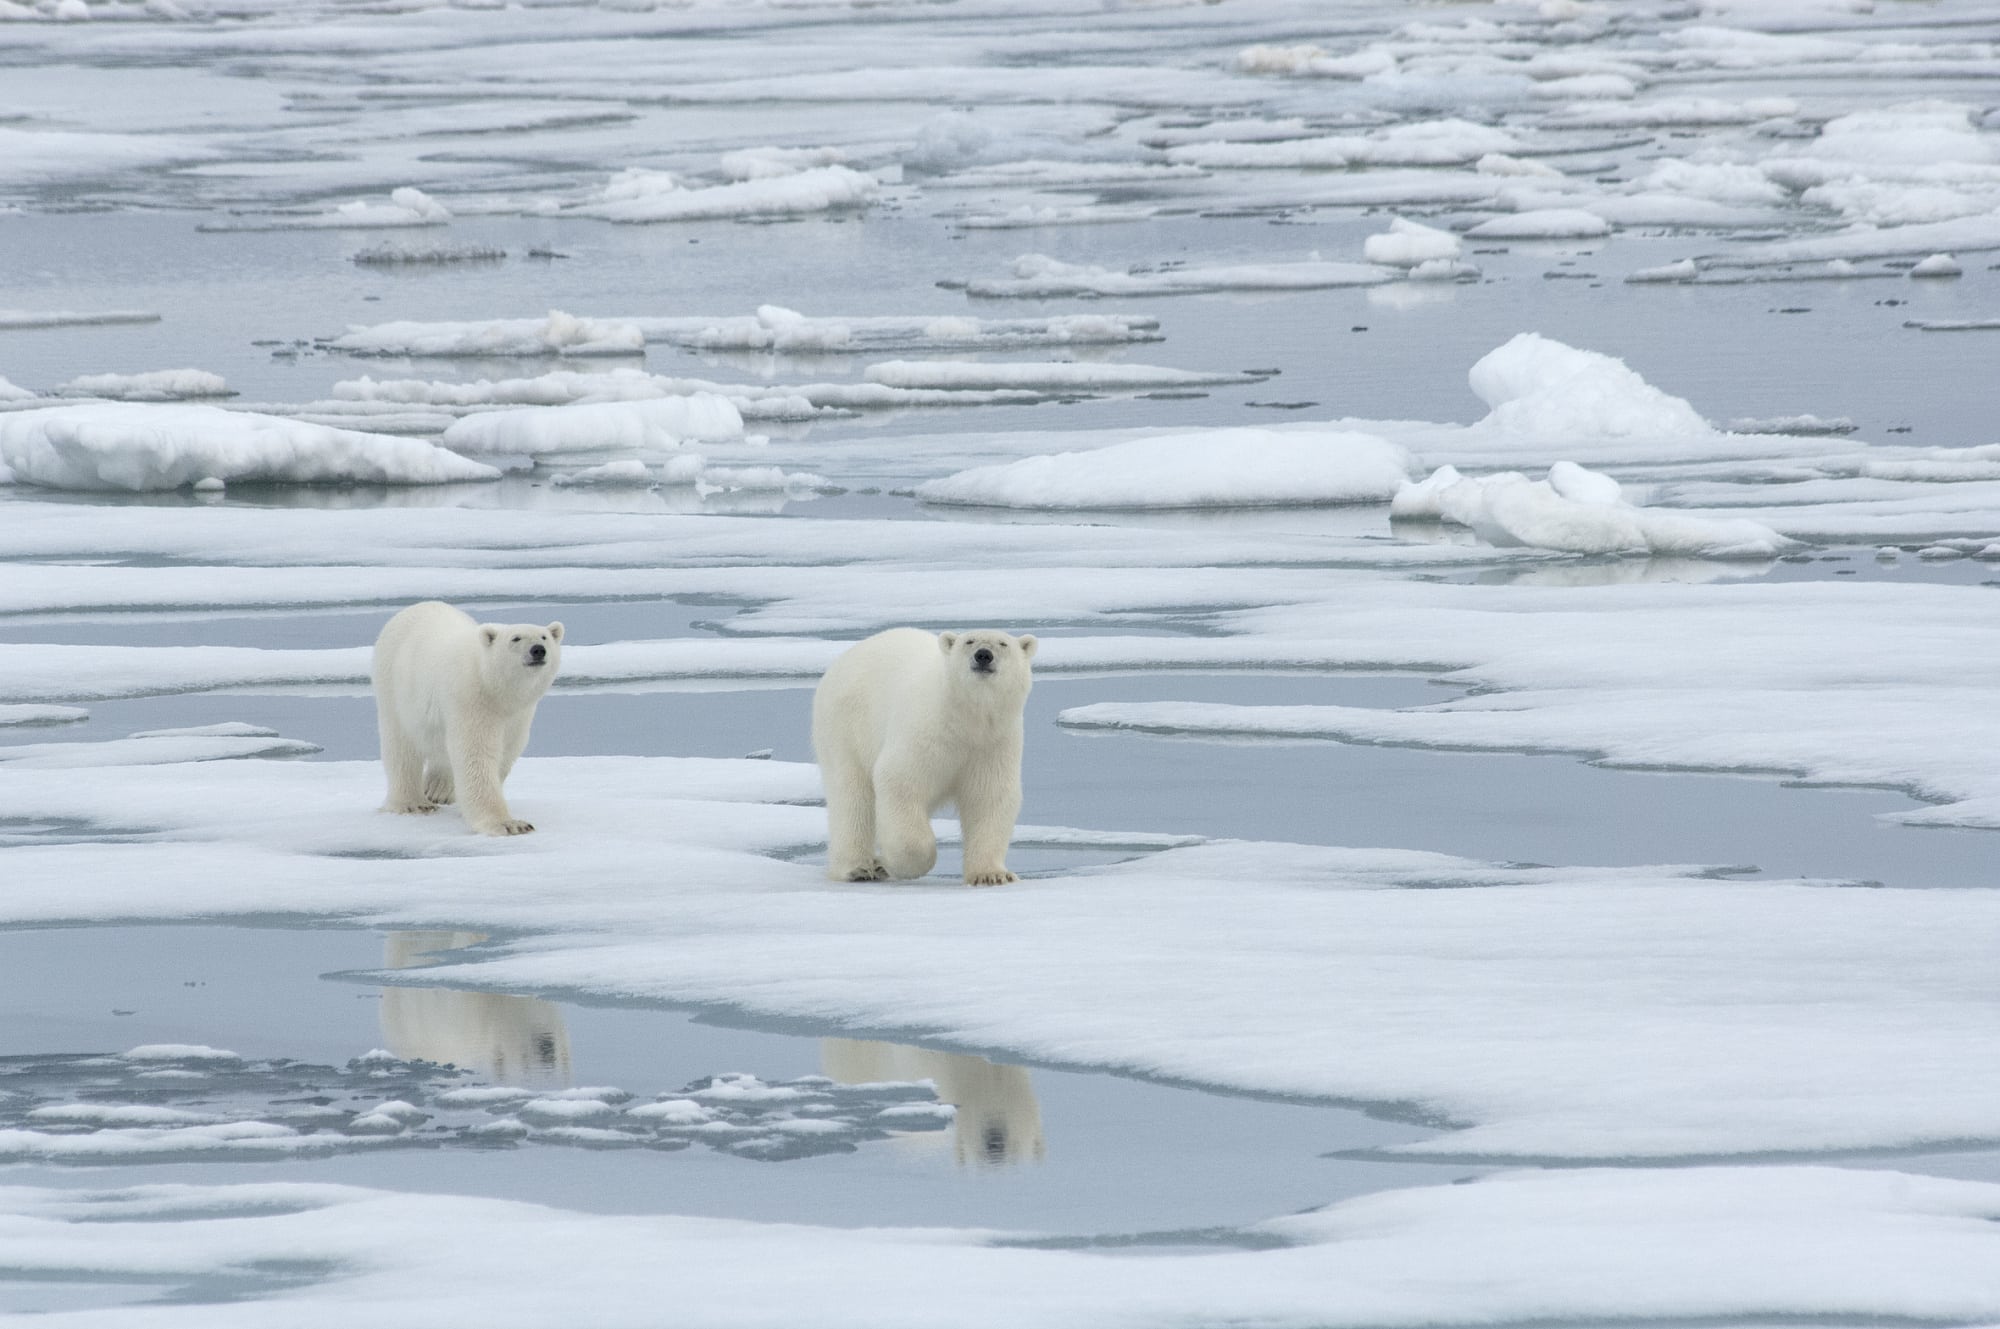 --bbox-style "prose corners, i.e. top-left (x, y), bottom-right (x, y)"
top-left (0, 404), bottom-right (498, 490)
top-left (8, 0), bottom-right (2000, 1320)
top-left (918, 429), bottom-right (1412, 510)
